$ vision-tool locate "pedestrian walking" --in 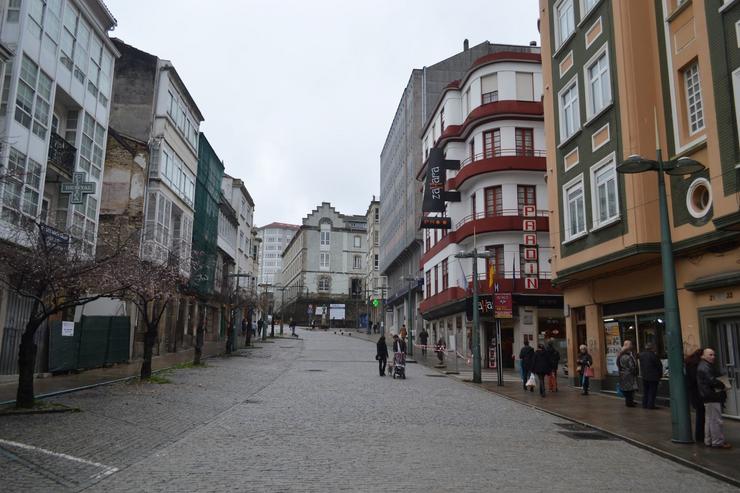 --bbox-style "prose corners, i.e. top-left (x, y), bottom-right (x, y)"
top-left (519, 339), bottom-right (535, 391)
top-left (270, 316), bottom-right (275, 338)
top-left (685, 349), bottom-right (705, 443)
top-left (577, 344), bottom-right (593, 395)
top-left (419, 327), bottom-right (429, 356)
top-left (545, 341), bottom-right (560, 392)
top-left (617, 340), bottom-right (639, 407)
top-left (638, 342), bottom-right (663, 409)
top-left (399, 324), bottom-right (408, 351)
top-left (532, 344), bottom-right (551, 397)
top-left (376, 336), bottom-right (388, 376)
top-left (698, 348), bottom-right (731, 449)
top-left (257, 318), bottom-right (264, 340)
top-left (435, 337), bottom-right (446, 365)
top-left (290, 318), bottom-right (297, 337)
